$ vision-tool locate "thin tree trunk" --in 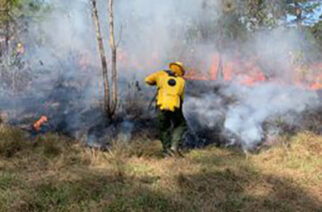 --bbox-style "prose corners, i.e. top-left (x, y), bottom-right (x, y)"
top-left (0, 0), bottom-right (10, 55)
top-left (216, 56), bottom-right (224, 81)
top-left (108, 0), bottom-right (117, 114)
top-left (91, 0), bottom-right (110, 113)
top-left (5, 6), bottom-right (9, 52)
